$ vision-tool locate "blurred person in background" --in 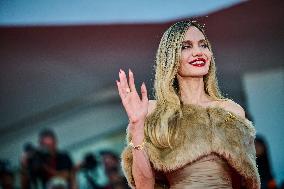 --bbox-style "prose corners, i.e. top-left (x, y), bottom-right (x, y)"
top-left (47, 177), bottom-right (67, 189)
top-left (100, 151), bottom-right (129, 189)
top-left (0, 159), bottom-right (15, 189)
top-left (280, 182), bottom-right (284, 189)
top-left (20, 129), bottom-right (76, 189)
top-left (75, 152), bottom-right (105, 189)
top-left (255, 135), bottom-right (278, 189)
